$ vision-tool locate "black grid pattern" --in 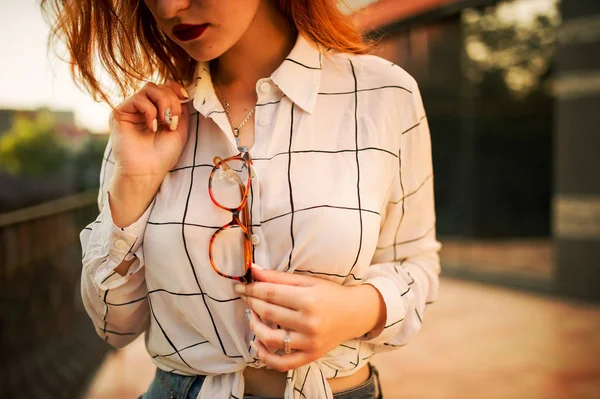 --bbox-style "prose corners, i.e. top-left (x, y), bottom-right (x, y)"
top-left (79, 34), bottom-right (441, 399)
